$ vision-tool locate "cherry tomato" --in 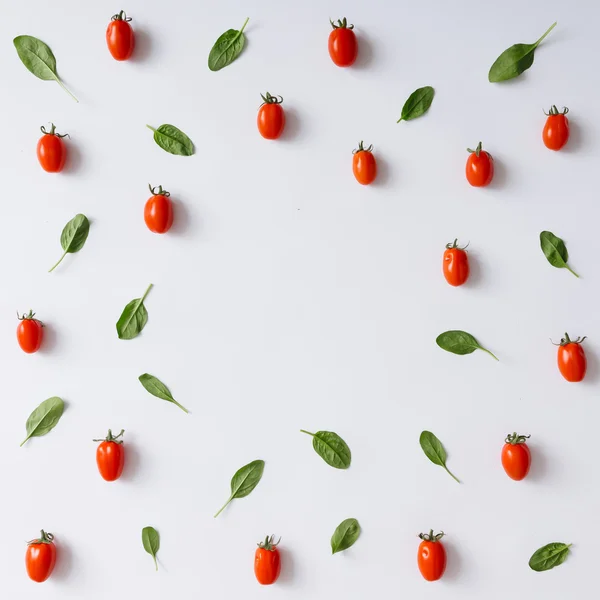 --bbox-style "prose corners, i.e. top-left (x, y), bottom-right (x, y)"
top-left (26, 530), bottom-right (56, 583)
top-left (417, 530), bottom-right (446, 582)
top-left (555, 333), bottom-right (587, 382)
top-left (106, 10), bottom-right (135, 61)
top-left (94, 429), bottom-right (125, 481)
top-left (254, 535), bottom-right (281, 585)
top-left (353, 141), bottom-right (377, 185)
top-left (37, 123), bottom-right (68, 173)
top-left (543, 105), bottom-right (569, 151)
top-left (501, 432), bottom-right (531, 481)
top-left (443, 239), bottom-right (469, 286)
top-left (466, 141), bottom-right (494, 187)
top-left (144, 184), bottom-right (174, 234)
top-left (257, 92), bottom-right (285, 140)
top-left (328, 18), bottom-right (358, 67)
top-left (17, 311), bottom-right (44, 354)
